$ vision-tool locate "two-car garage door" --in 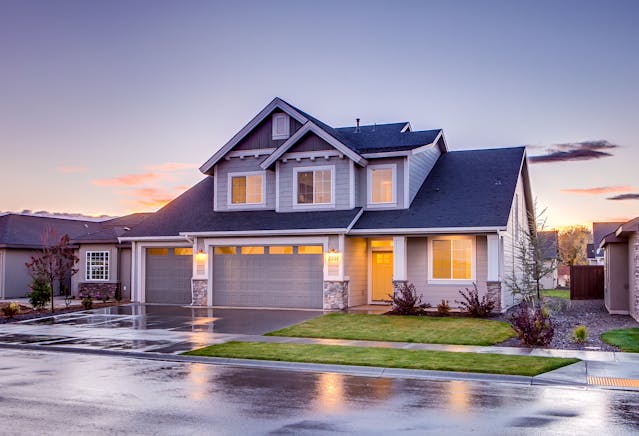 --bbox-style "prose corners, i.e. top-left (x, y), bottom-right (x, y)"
top-left (212, 245), bottom-right (323, 309)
